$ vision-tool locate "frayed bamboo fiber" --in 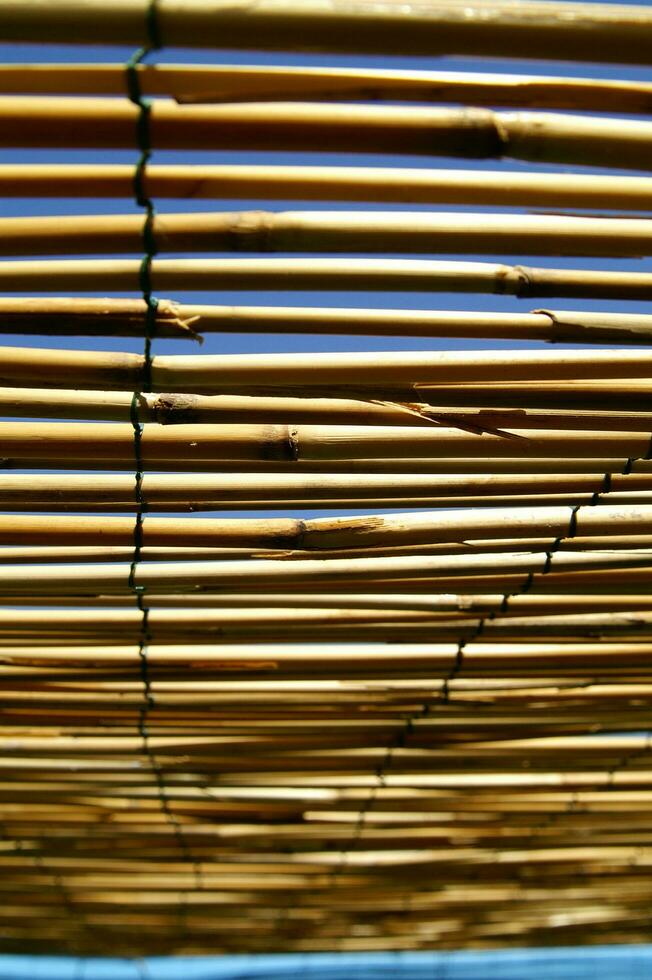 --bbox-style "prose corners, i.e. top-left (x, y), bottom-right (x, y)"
top-left (1, 257), bottom-right (651, 300)
top-left (3, 165), bottom-right (652, 212)
top-left (3, 301), bottom-right (652, 345)
top-left (5, 386), bottom-right (652, 431)
top-left (5, 65), bottom-right (652, 114)
top-left (1, 1), bottom-right (651, 65)
top-left (6, 210), bottom-right (652, 258)
top-left (0, 100), bottom-right (651, 171)
top-left (6, 345), bottom-right (652, 392)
